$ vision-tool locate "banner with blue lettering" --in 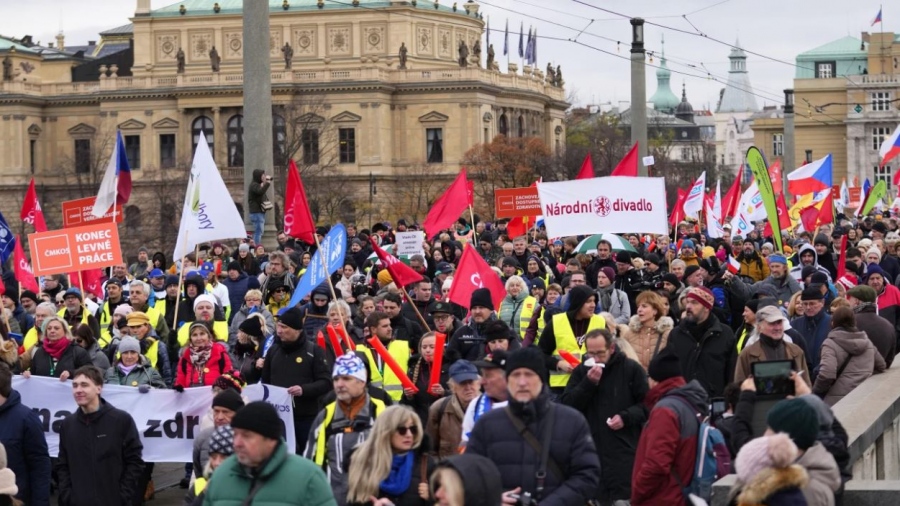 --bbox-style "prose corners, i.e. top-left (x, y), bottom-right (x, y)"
top-left (11, 376), bottom-right (295, 461)
top-left (287, 224), bottom-right (347, 308)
